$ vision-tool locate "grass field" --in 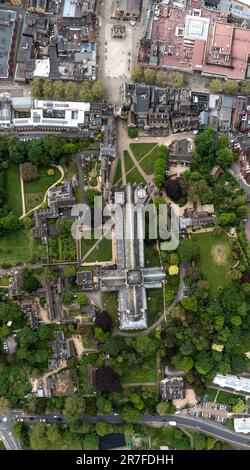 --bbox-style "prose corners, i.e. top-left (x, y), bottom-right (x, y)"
top-left (114, 159), bottom-right (122, 185)
top-left (0, 230), bottom-right (46, 264)
top-left (6, 164), bottom-right (22, 215)
top-left (126, 167), bottom-right (146, 185)
top-left (0, 276), bottom-right (9, 287)
top-left (120, 356), bottom-right (157, 384)
top-left (84, 237), bottom-right (112, 263)
top-left (130, 143), bottom-right (157, 161)
top-left (205, 388), bottom-right (245, 407)
top-left (24, 166), bottom-right (61, 212)
top-left (79, 352), bottom-right (98, 393)
top-left (75, 186), bottom-right (84, 204)
top-left (147, 288), bottom-right (164, 326)
top-left (144, 242), bottom-right (160, 267)
top-left (139, 146), bottom-right (165, 175)
top-left (124, 151), bottom-right (134, 172)
top-left (101, 291), bottom-right (119, 326)
top-left (192, 232), bottom-right (233, 298)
